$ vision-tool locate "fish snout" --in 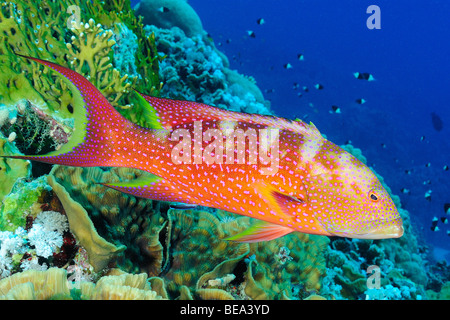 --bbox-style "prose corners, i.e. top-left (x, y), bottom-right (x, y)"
top-left (360, 219), bottom-right (404, 239)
